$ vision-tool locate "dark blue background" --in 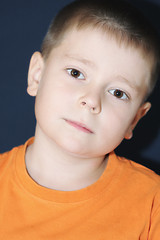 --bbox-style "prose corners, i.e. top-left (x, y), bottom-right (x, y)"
top-left (0, 0), bottom-right (159, 173)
